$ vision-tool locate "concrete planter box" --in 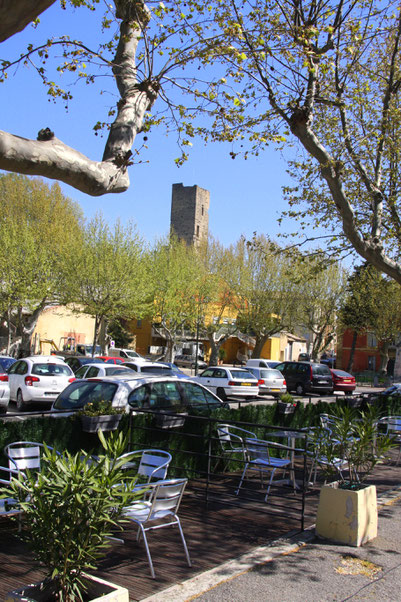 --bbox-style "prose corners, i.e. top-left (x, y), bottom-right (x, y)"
top-left (277, 402), bottom-right (296, 415)
top-left (316, 481), bottom-right (377, 546)
top-left (6, 574), bottom-right (129, 602)
top-left (80, 414), bottom-right (122, 433)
